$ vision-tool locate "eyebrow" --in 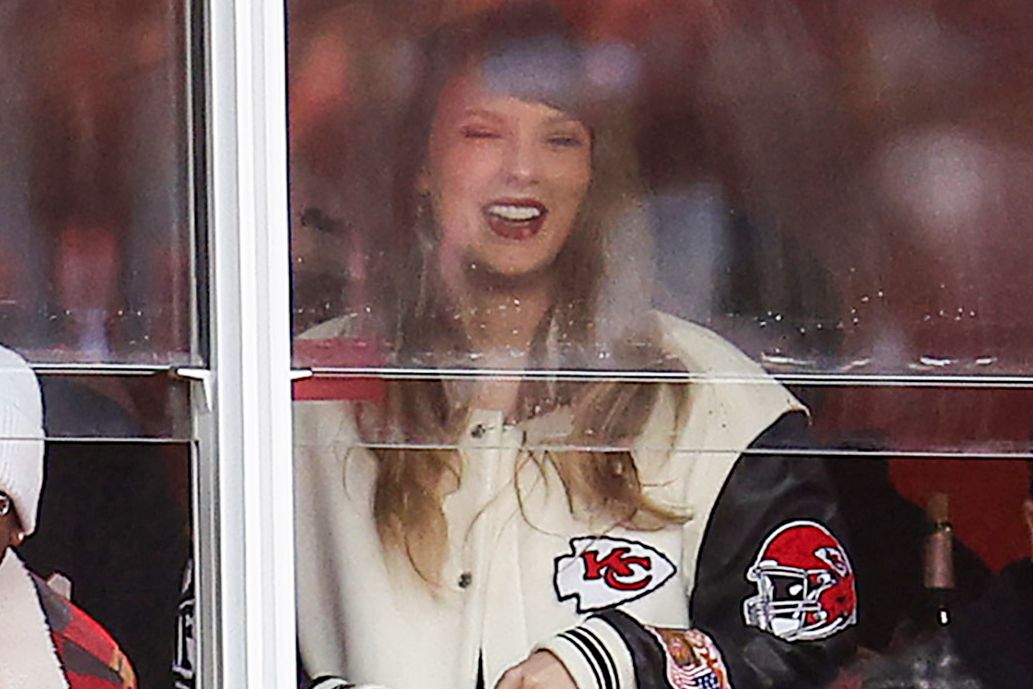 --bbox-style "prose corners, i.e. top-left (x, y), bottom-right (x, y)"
top-left (543, 114), bottom-right (587, 129)
top-left (458, 109), bottom-right (504, 122)
top-left (457, 108), bottom-right (585, 129)
top-left (541, 115), bottom-right (590, 130)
